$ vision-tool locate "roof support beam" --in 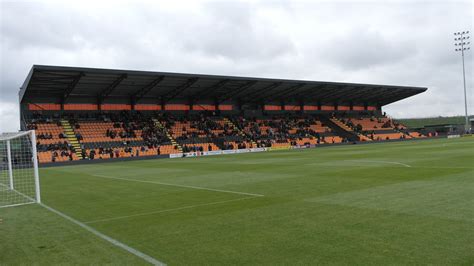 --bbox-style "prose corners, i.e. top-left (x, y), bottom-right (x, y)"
top-left (338, 86), bottom-right (372, 104)
top-left (243, 82), bottom-right (283, 102)
top-left (192, 79), bottom-right (231, 99)
top-left (299, 86), bottom-right (330, 102)
top-left (308, 86), bottom-right (345, 103)
top-left (248, 82), bottom-right (285, 101)
top-left (62, 72), bottom-right (84, 102)
top-left (293, 84), bottom-right (324, 101)
top-left (131, 76), bottom-right (165, 102)
top-left (268, 83), bottom-right (306, 102)
top-left (98, 74), bottom-right (128, 101)
top-left (325, 86), bottom-right (356, 104)
top-left (367, 89), bottom-right (407, 106)
top-left (162, 77), bottom-right (199, 103)
top-left (344, 87), bottom-right (385, 103)
top-left (217, 80), bottom-right (258, 103)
